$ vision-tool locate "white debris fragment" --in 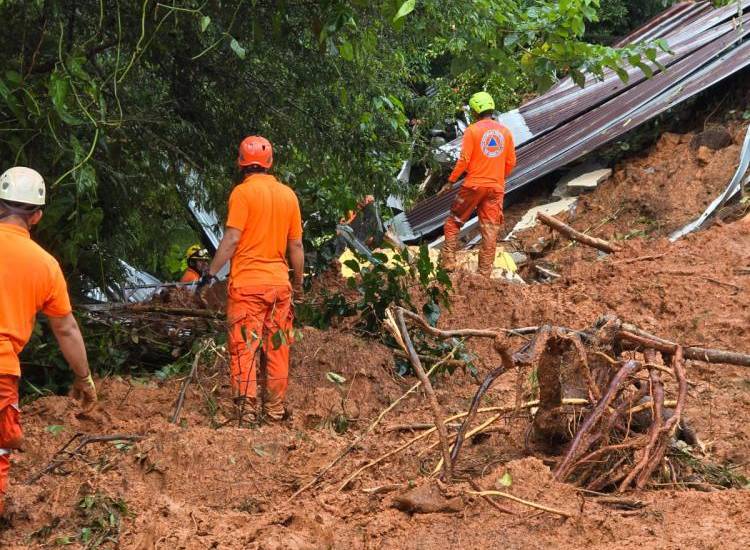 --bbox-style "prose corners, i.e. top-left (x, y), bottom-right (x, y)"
top-left (507, 197), bottom-right (577, 238)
